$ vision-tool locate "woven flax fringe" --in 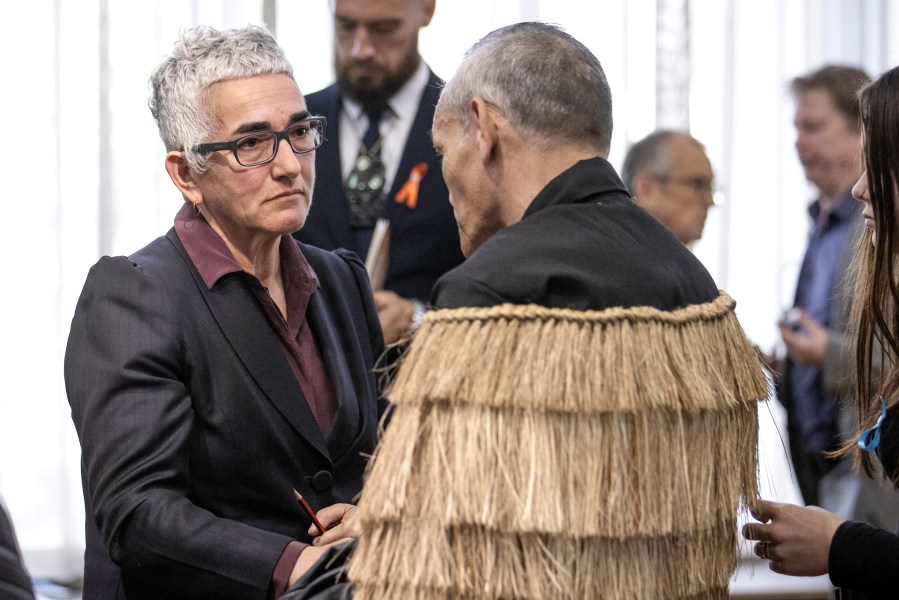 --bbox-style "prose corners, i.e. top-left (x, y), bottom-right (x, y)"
top-left (350, 292), bottom-right (766, 599)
